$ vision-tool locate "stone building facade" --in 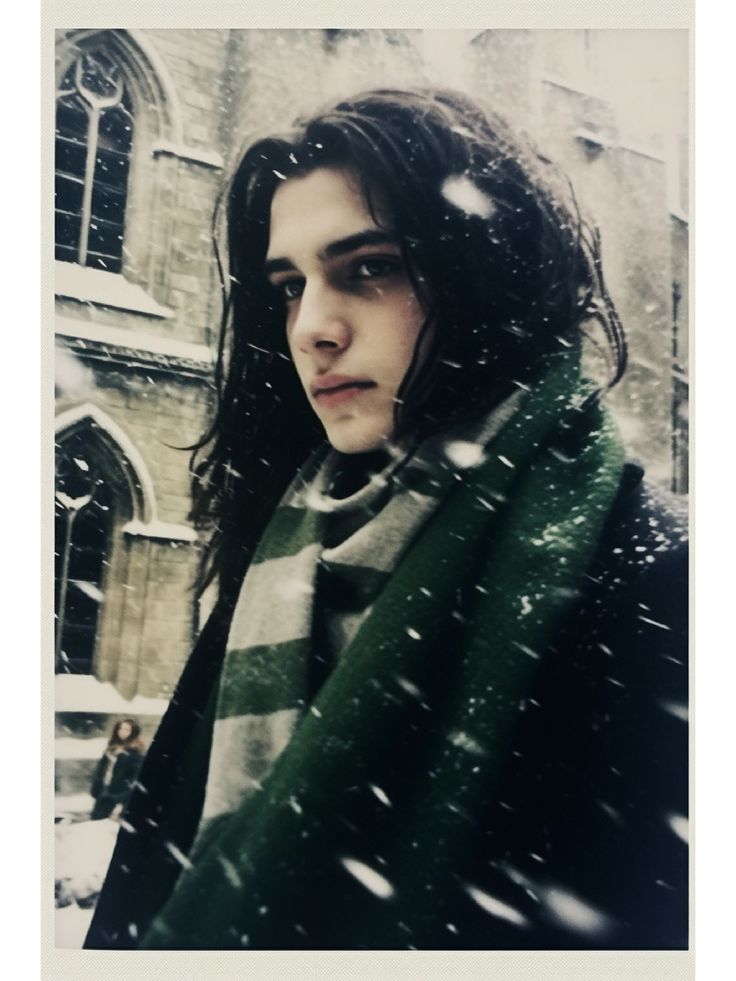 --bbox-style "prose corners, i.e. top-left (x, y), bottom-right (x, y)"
top-left (53, 28), bottom-right (689, 719)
